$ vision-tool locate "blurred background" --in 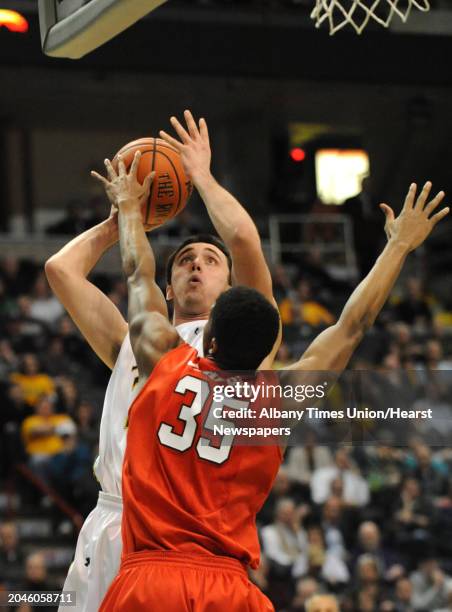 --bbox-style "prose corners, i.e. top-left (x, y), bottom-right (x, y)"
top-left (1, 1), bottom-right (452, 610)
